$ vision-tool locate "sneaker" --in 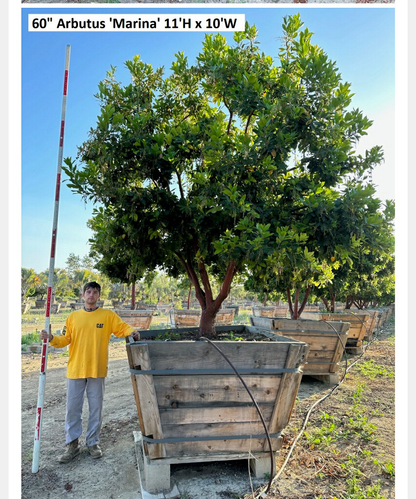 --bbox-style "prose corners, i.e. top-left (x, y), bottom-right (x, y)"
top-left (58, 439), bottom-right (81, 464)
top-left (88, 444), bottom-right (103, 459)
